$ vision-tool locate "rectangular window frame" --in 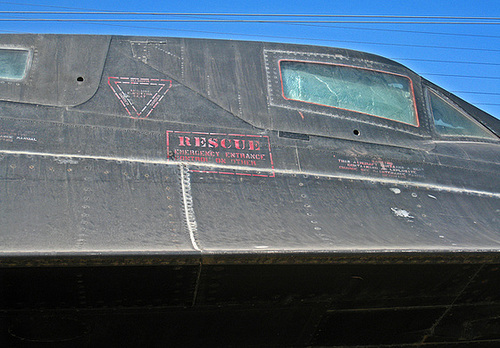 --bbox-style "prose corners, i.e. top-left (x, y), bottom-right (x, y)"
top-left (0, 47), bottom-right (32, 81)
top-left (278, 59), bottom-right (420, 128)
